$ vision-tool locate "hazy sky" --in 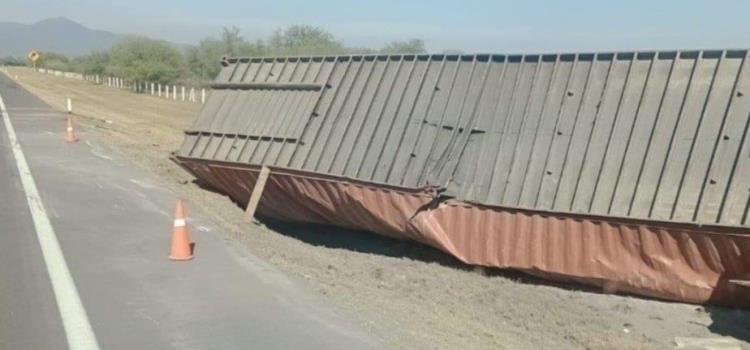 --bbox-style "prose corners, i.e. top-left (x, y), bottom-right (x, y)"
top-left (2, 0), bottom-right (750, 52)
